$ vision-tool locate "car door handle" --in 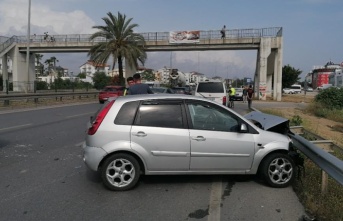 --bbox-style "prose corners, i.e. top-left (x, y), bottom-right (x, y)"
top-left (132, 131), bottom-right (147, 137)
top-left (191, 136), bottom-right (206, 141)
